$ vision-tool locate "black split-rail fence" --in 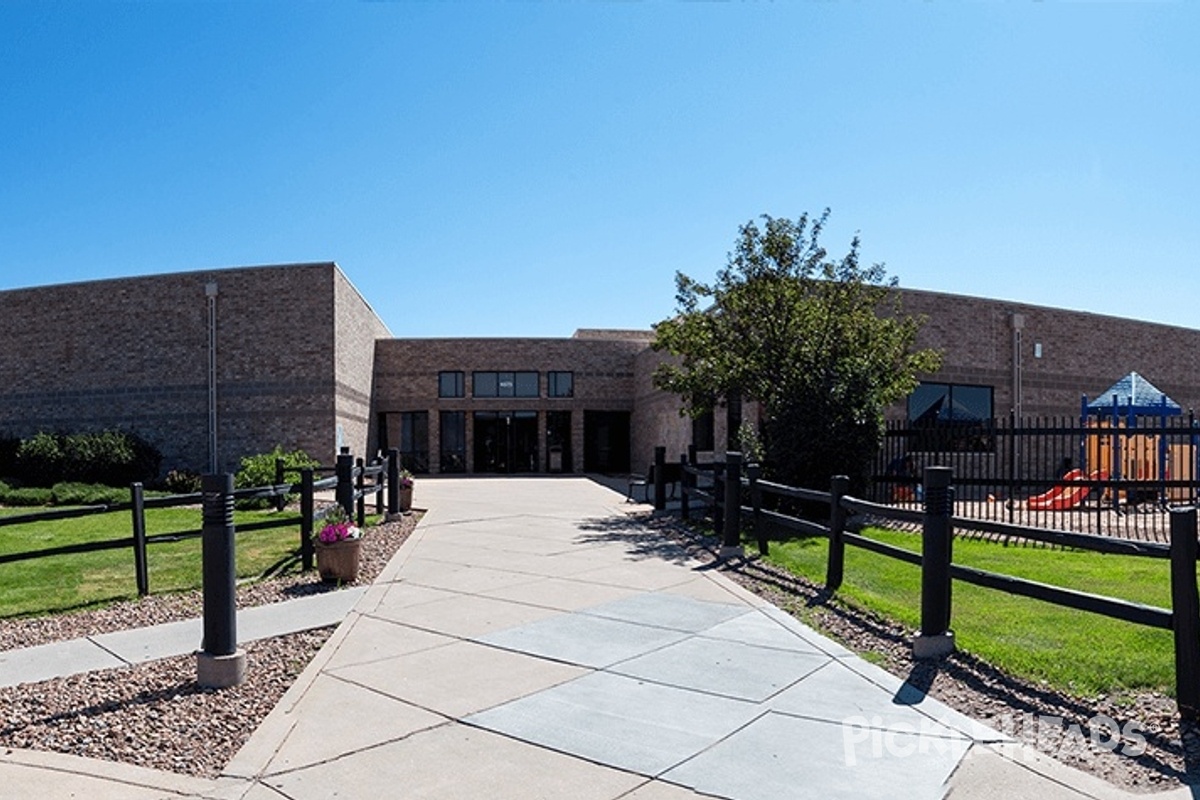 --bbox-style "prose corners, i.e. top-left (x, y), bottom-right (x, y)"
top-left (640, 445), bottom-right (1200, 721)
top-left (0, 446), bottom-right (410, 598)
